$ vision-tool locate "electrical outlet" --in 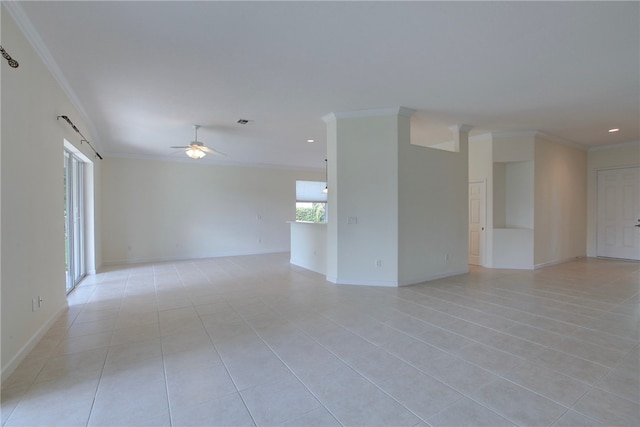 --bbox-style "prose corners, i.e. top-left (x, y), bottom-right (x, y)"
top-left (347, 216), bottom-right (358, 225)
top-left (375, 259), bottom-right (382, 267)
top-left (38, 296), bottom-right (43, 308)
top-left (445, 253), bottom-right (450, 262)
top-left (32, 298), bottom-right (37, 312)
